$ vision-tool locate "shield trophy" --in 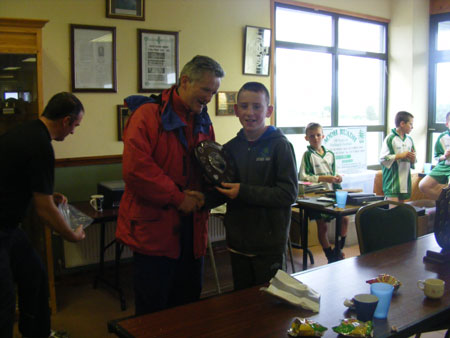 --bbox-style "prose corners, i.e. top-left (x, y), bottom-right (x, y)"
top-left (194, 140), bottom-right (236, 186)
